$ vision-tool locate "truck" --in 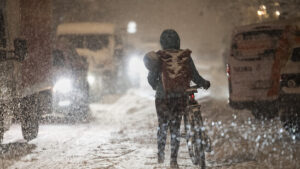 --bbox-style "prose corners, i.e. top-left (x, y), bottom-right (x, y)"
top-left (56, 22), bottom-right (124, 100)
top-left (0, 0), bottom-right (89, 143)
top-left (227, 19), bottom-right (300, 137)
